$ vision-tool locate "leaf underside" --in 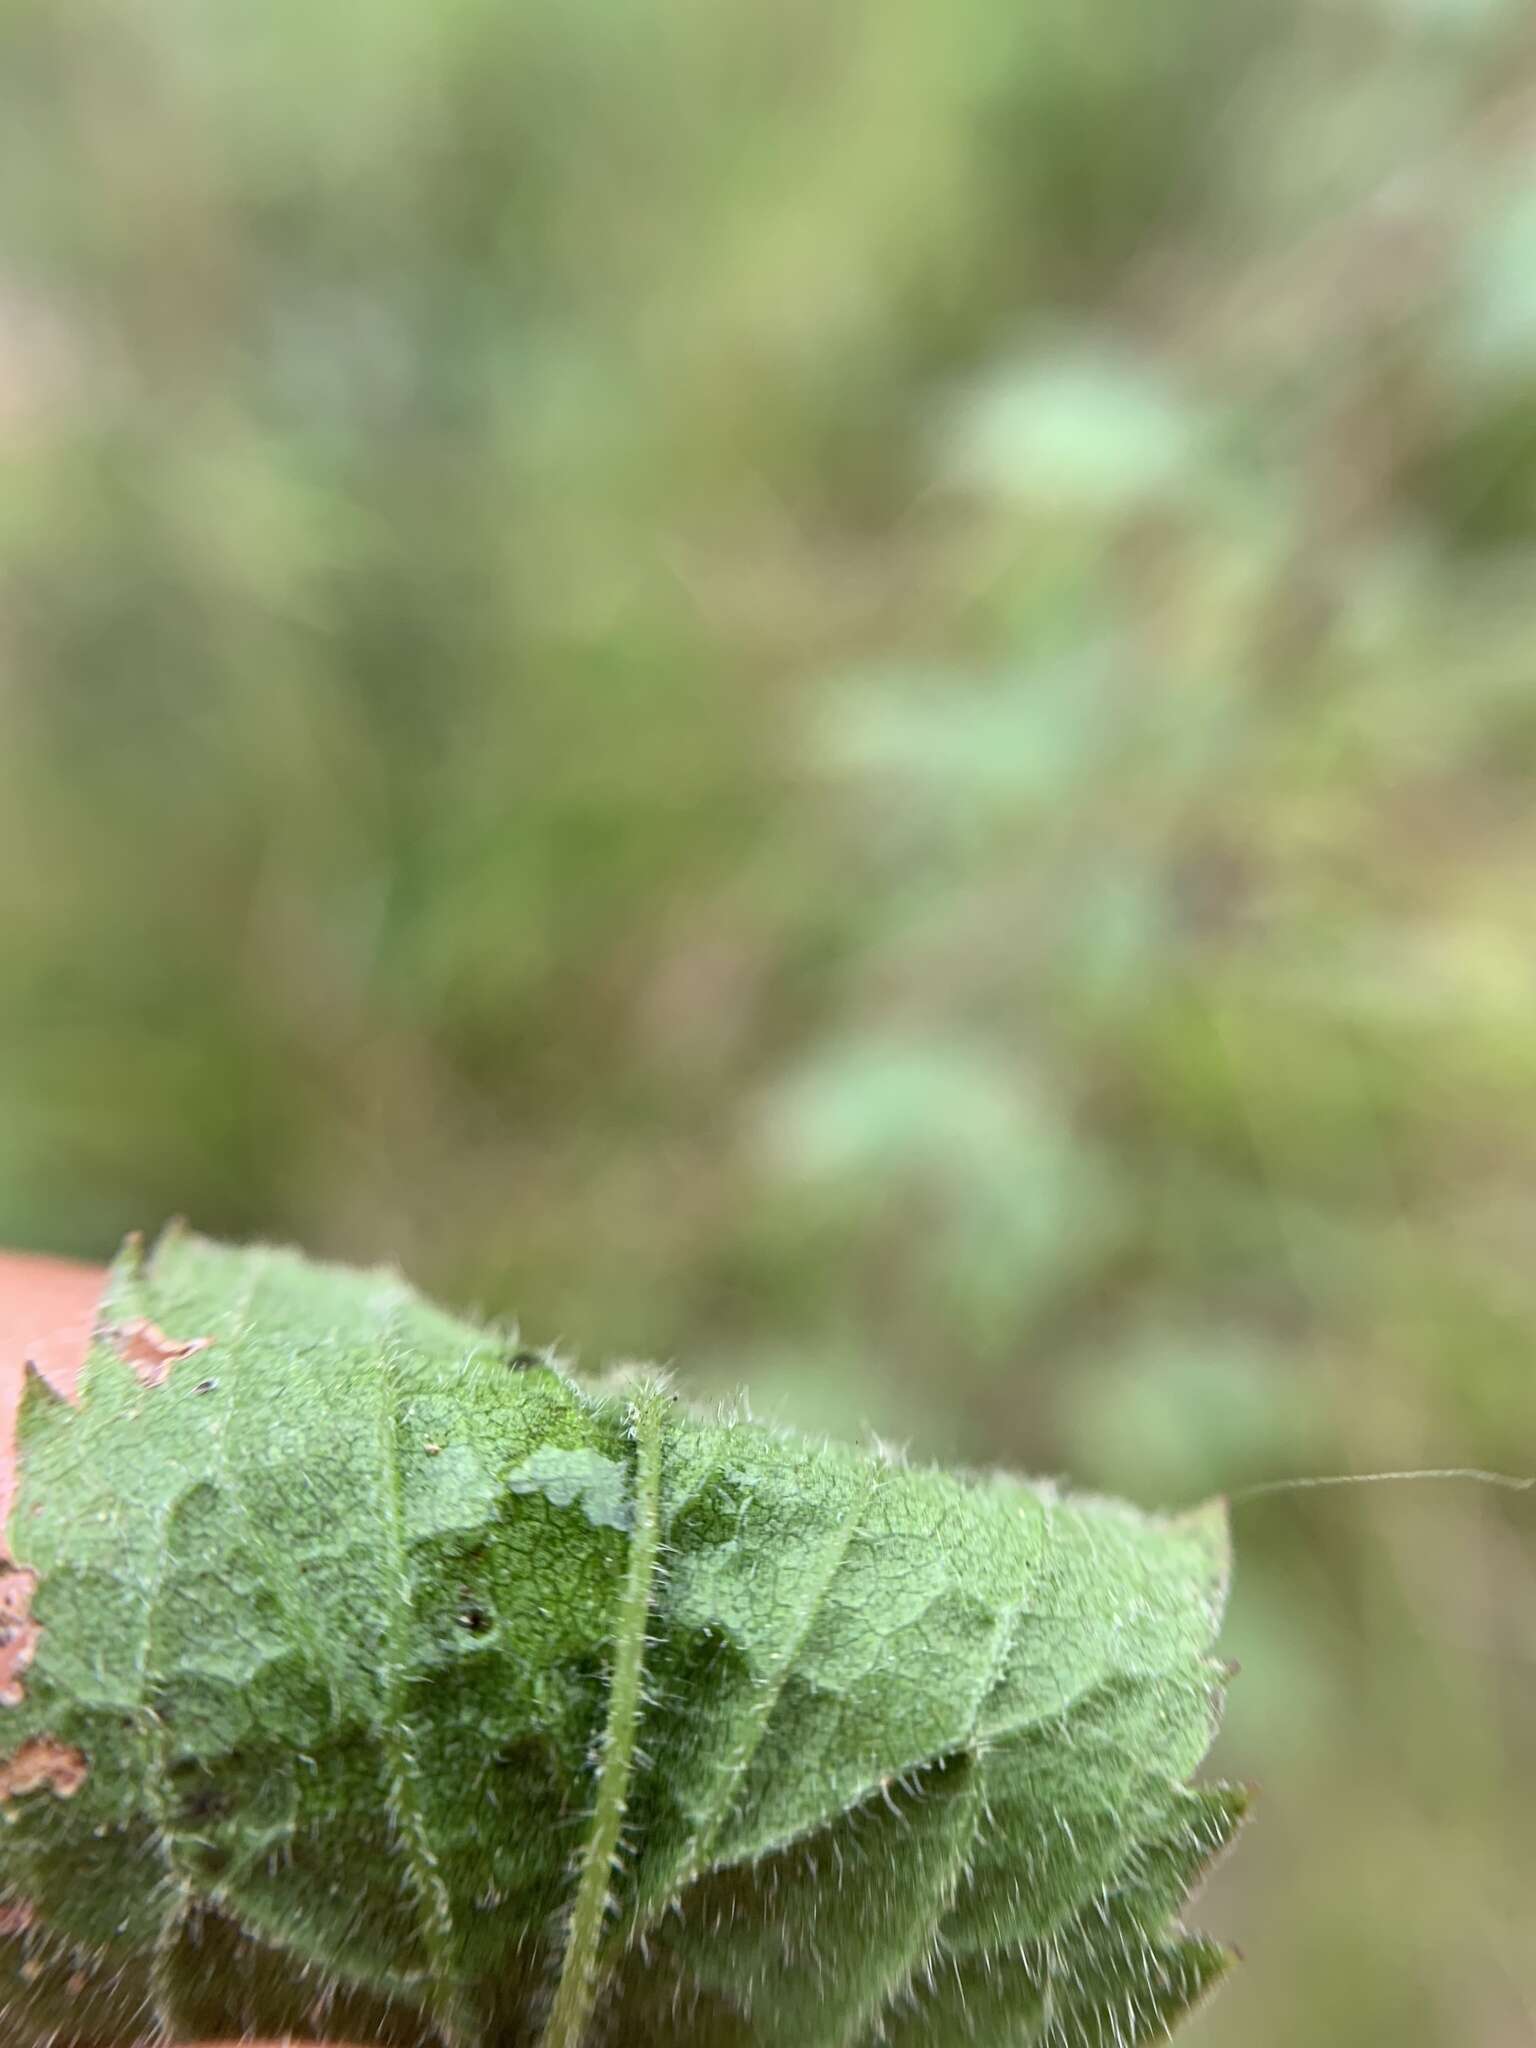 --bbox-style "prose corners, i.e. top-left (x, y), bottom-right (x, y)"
top-left (0, 1231), bottom-right (1245, 2047)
